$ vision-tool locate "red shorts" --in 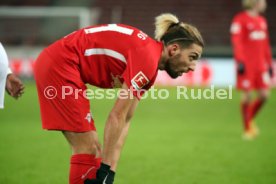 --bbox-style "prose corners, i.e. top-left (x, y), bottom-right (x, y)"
top-left (34, 50), bottom-right (96, 132)
top-left (237, 69), bottom-right (270, 91)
